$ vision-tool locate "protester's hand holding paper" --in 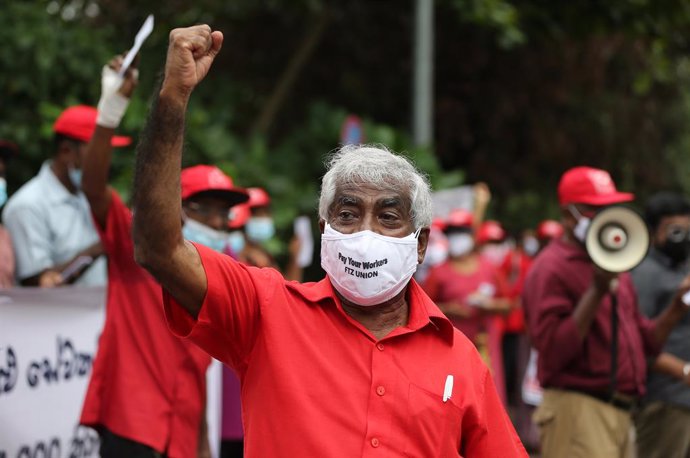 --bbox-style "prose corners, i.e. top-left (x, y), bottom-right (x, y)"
top-left (294, 216), bottom-right (314, 268)
top-left (119, 14), bottom-right (154, 77)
